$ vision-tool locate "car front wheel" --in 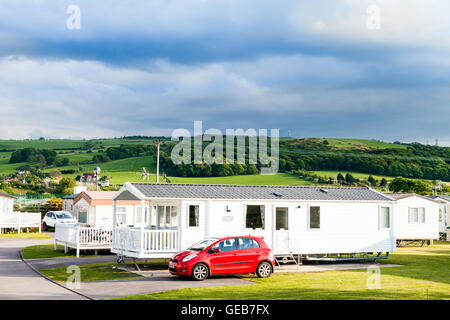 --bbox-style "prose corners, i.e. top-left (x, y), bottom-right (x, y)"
top-left (42, 222), bottom-right (47, 231)
top-left (192, 263), bottom-right (209, 281)
top-left (256, 261), bottom-right (272, 278)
